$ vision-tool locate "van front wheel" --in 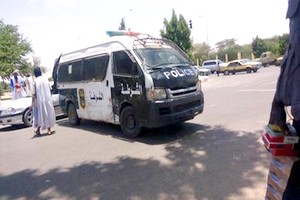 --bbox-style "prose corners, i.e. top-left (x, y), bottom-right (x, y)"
top-left (120, 106), bottom-right (141, 138)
